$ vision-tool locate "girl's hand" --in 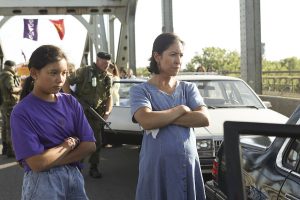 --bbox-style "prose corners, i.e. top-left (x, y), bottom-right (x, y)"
top-left (64, 137), bottom-right (80, 150)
